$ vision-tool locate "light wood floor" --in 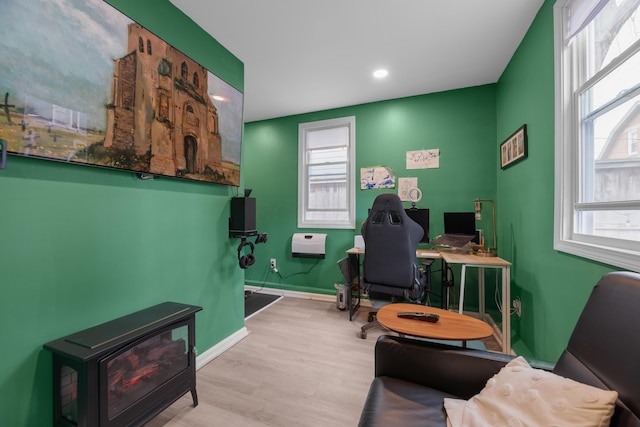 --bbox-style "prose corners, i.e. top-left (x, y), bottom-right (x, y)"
top-left (147, 297), bottom-right (500, 426)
